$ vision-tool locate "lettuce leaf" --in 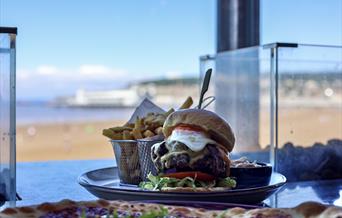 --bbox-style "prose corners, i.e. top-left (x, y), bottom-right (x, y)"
top-left (217, 177), bottom-right (237, 188)
top-left (139, 172), bottom-right (236, 190)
